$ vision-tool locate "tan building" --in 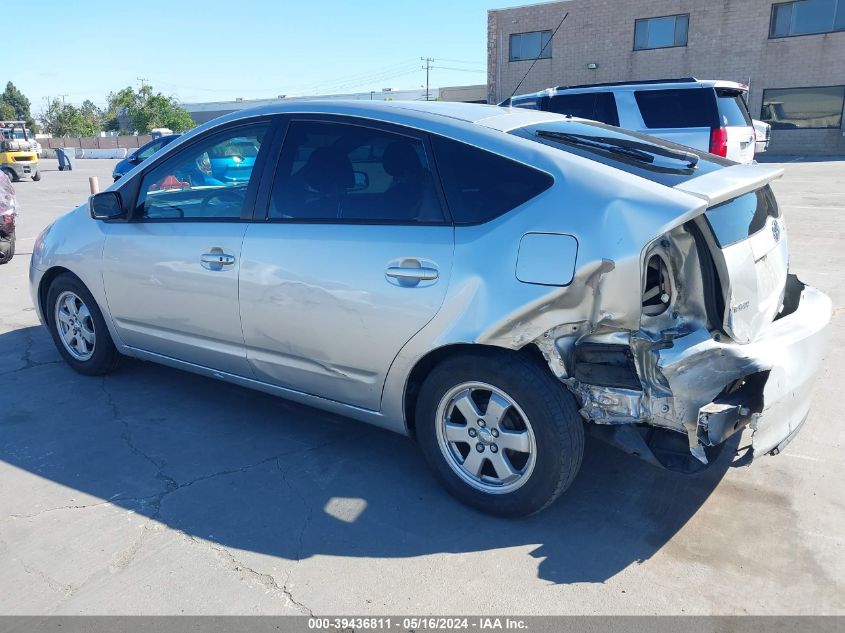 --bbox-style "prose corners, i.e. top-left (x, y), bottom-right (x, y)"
top-left (488, 0), bottom-right (845, 154)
